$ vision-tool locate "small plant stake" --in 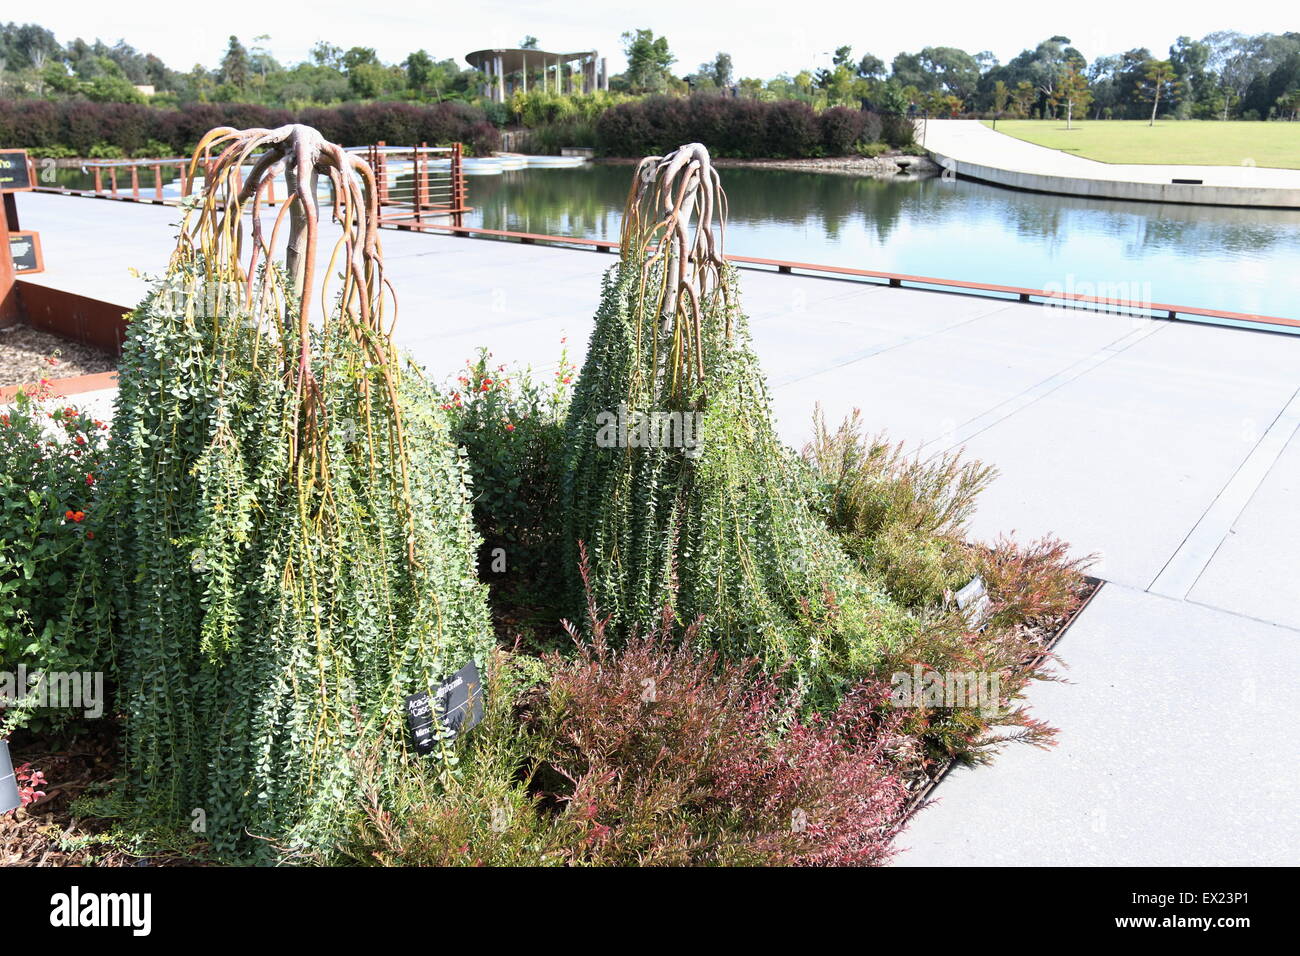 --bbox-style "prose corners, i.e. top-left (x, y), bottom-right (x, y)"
top-left (955, 574), bottom-right (991, 630)
top-left (0, 740), bottom-right (20, 814)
